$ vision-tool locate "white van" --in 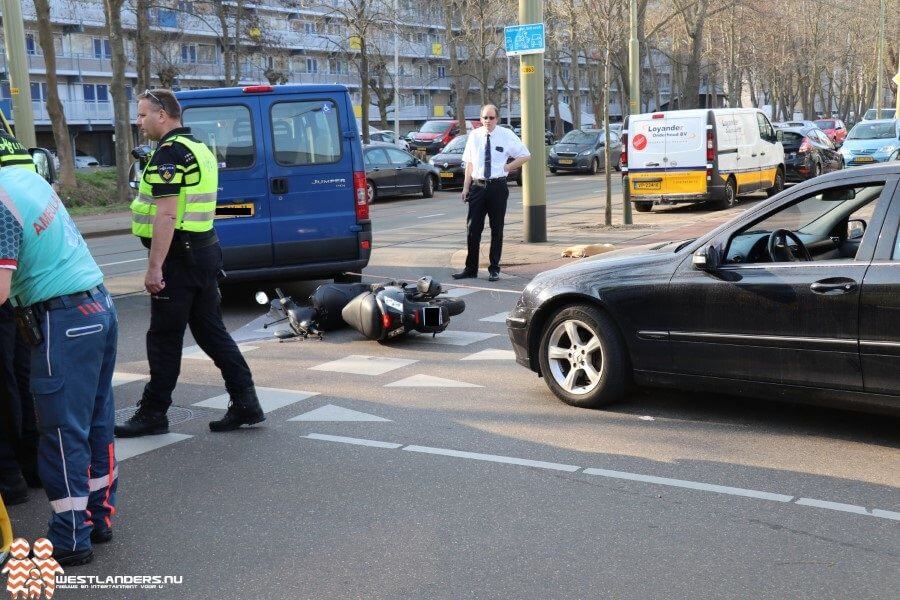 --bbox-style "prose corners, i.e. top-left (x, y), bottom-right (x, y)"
top-left (622, 108), bottom-right (785, 211)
